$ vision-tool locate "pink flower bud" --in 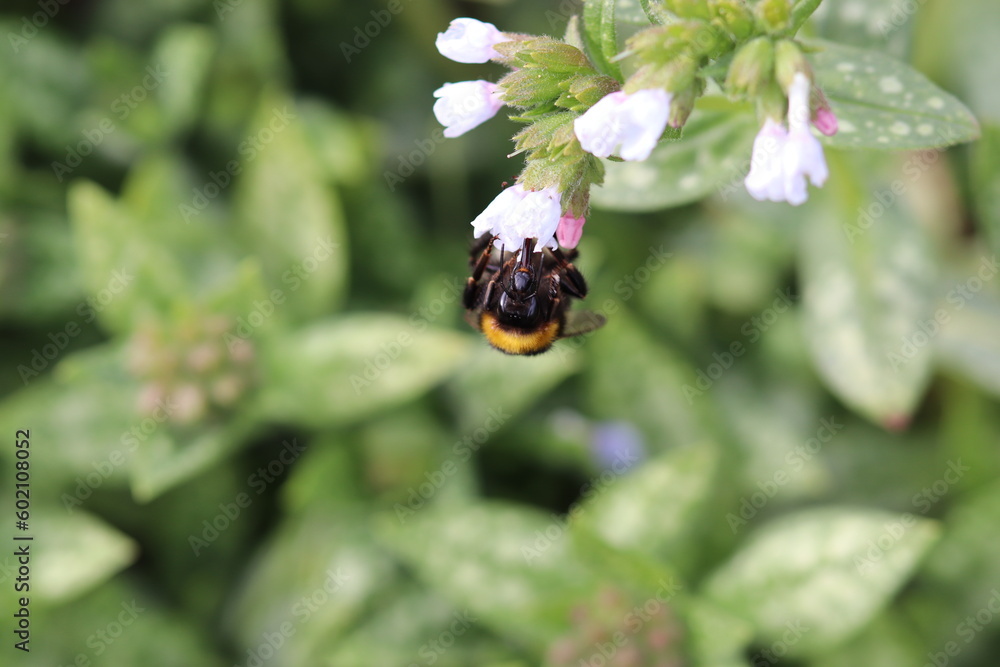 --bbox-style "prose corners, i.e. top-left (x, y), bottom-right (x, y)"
top-left (556, 213), bottom-right (586, 249)
top-left (812, 106), bottom-right (839, 136)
